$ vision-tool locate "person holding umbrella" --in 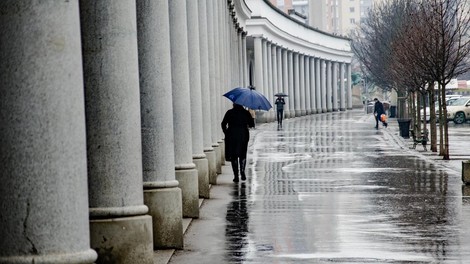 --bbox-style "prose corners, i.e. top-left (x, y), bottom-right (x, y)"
top-left (274, 95), bottom-right (286, 128)
top-left (221, 104), bottom-right (255, 182)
